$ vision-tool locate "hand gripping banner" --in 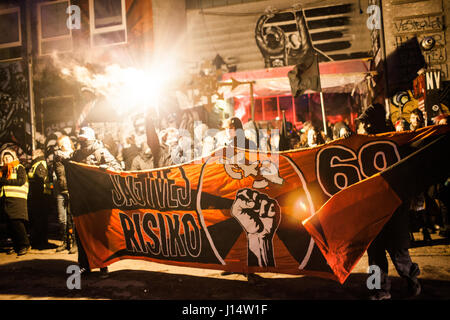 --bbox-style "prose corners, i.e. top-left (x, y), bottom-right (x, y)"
top-left (65, 125), bottom-right (449, 283)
